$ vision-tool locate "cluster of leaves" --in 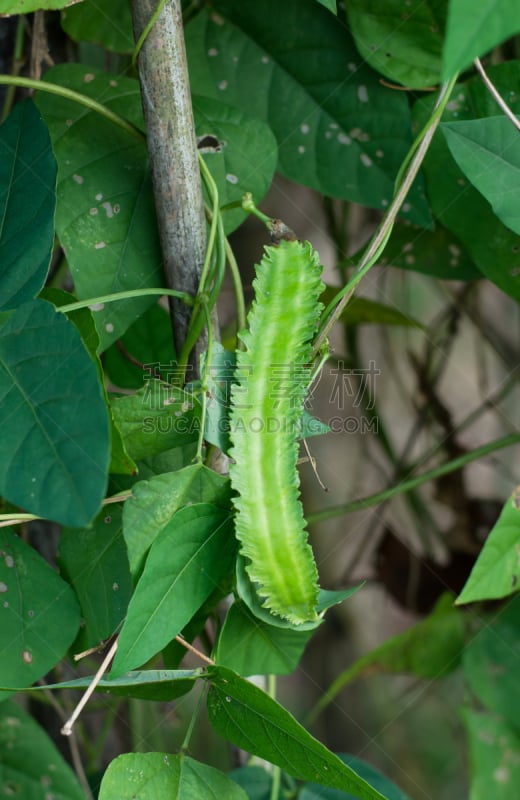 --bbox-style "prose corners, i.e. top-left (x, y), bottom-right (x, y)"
top-left (0, 1), bottom-right (520, 799)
